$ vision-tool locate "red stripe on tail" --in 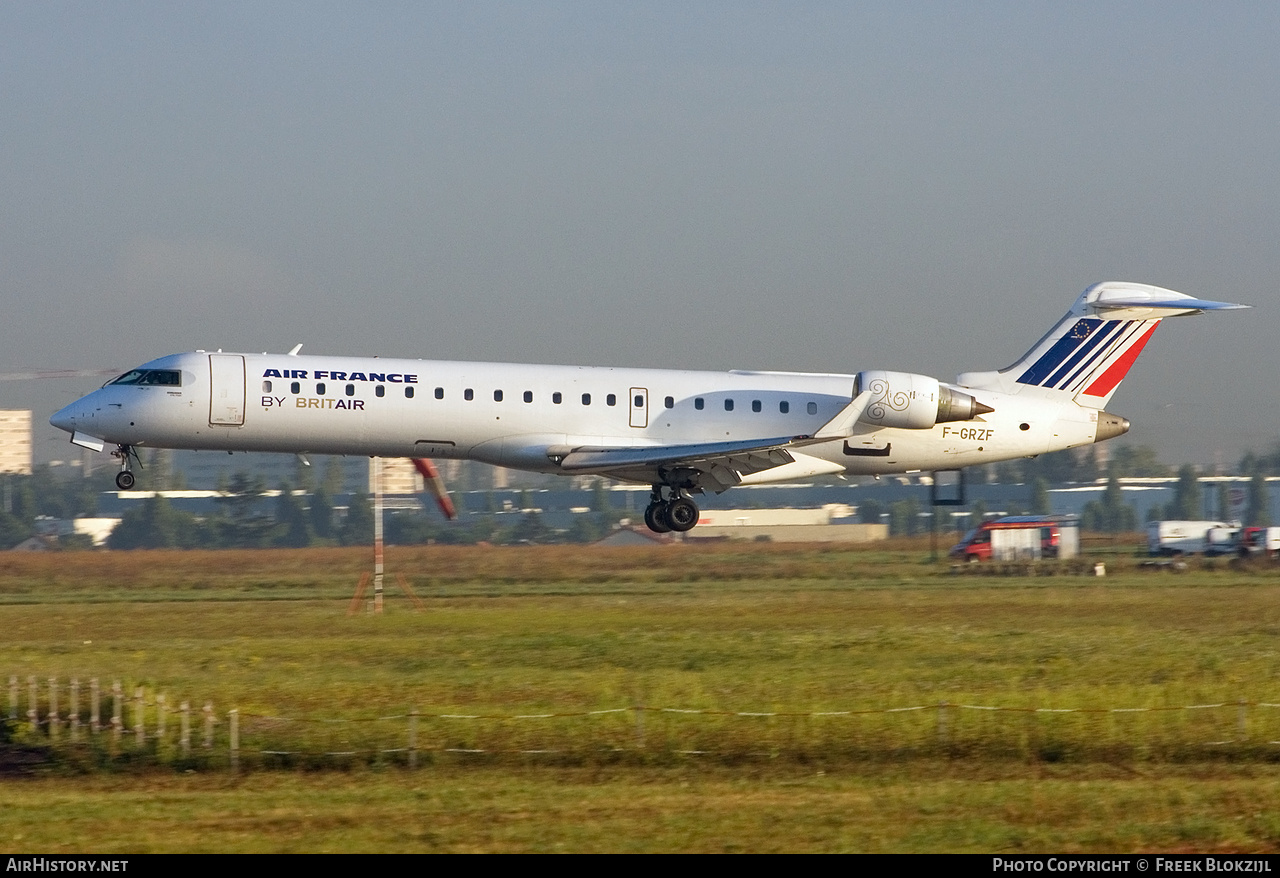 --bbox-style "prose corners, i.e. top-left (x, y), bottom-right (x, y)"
top-left (1081, 322), bottom-right (1158, 398)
